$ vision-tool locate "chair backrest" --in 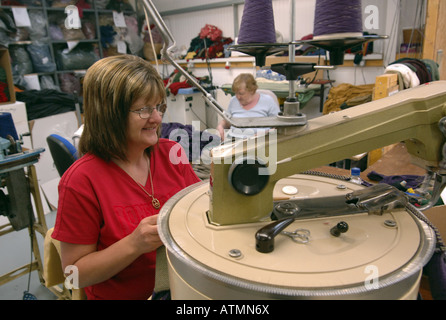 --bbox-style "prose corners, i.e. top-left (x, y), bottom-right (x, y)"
top-left (257, 89), bottom-right (280, 109)
top-left (44, 228), bottom-right (86, 300)
top-left (46, 134), bottom-right (78, 177)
